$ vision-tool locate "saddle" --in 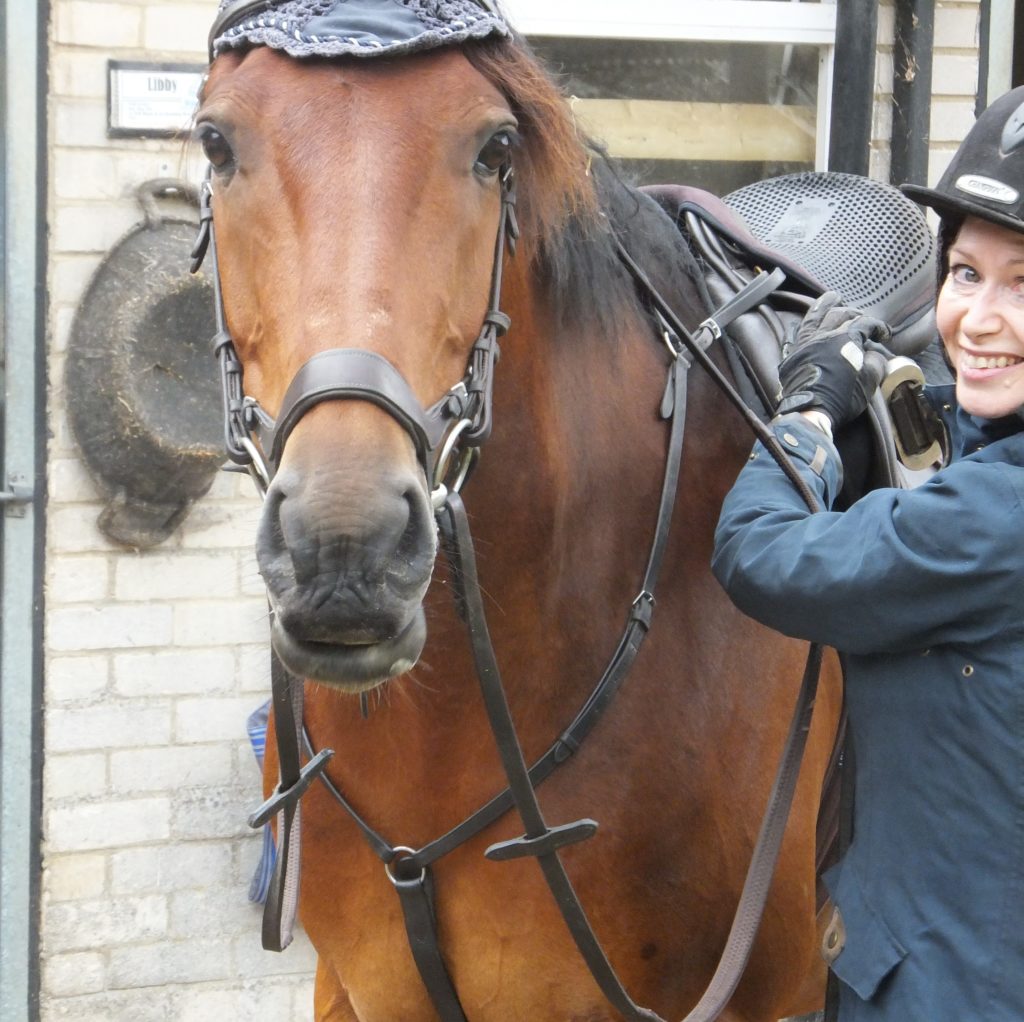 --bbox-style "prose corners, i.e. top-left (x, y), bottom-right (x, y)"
top-left (645, 172), bottom-right (941, 915)
top-left (644, 172), bottom-right (939, 428)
